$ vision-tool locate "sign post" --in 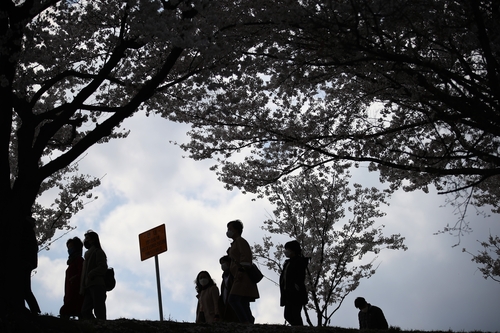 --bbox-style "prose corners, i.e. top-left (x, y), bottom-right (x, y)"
top-left (139, 224), bottom-right (168, 321)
